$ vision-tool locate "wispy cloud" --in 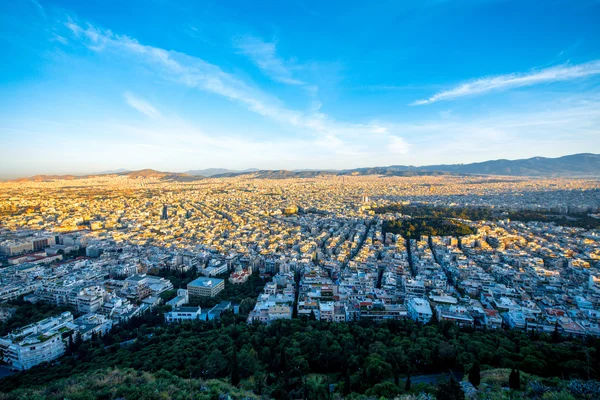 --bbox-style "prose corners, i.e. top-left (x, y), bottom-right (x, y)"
top-left (123, 92), bottom-right (161, 118)
top-left (411, 60), bottom-right (600, 105)
top-left (51, 34), bottom-right (68, 45)
top-left (234, 35), bottom-right (304, 85)
top-left (64, 19), bottom-right (398, 155)
top-left (29, 0), bottom-right (46, 18)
